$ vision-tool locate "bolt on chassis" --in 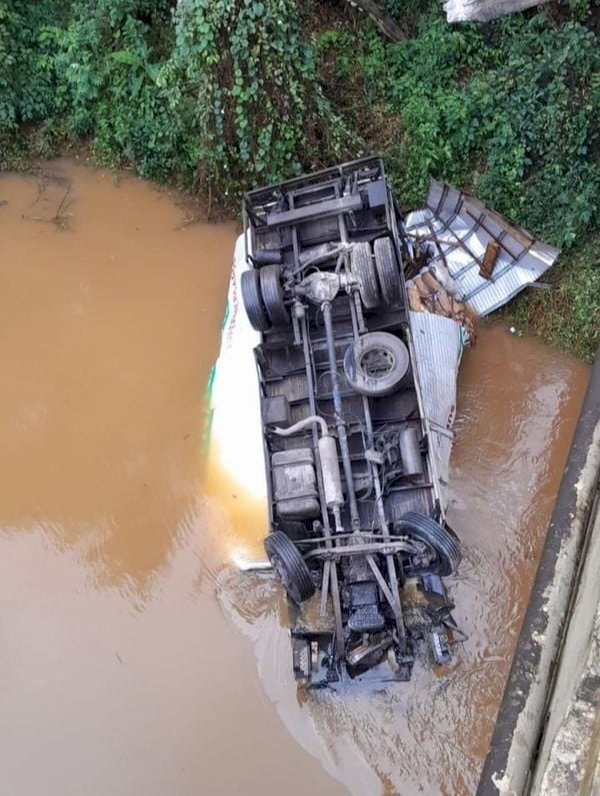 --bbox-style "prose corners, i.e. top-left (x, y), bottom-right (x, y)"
top-left (240, 157), bottom-right (462, 687)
